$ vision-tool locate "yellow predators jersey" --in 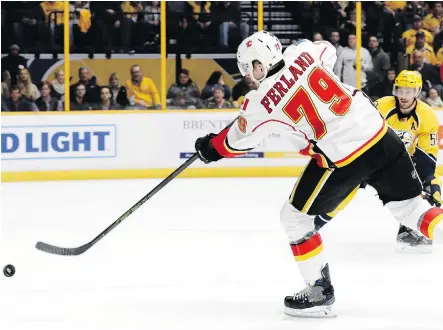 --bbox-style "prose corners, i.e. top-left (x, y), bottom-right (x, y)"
top-left (376, 96), bottom-right (439, 185)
